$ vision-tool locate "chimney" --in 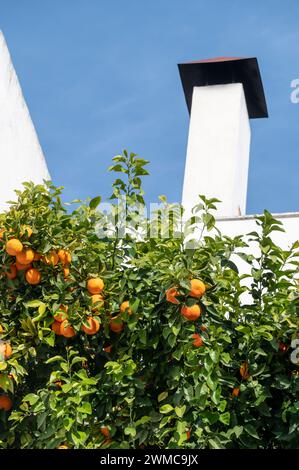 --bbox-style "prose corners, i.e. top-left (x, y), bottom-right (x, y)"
top-left (178, 57), bottom-right (268, 217)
